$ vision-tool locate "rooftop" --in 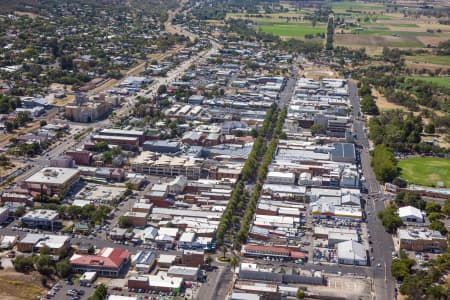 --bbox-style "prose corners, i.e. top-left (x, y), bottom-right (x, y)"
top-left (25, 167), bottom-right (80, 185)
